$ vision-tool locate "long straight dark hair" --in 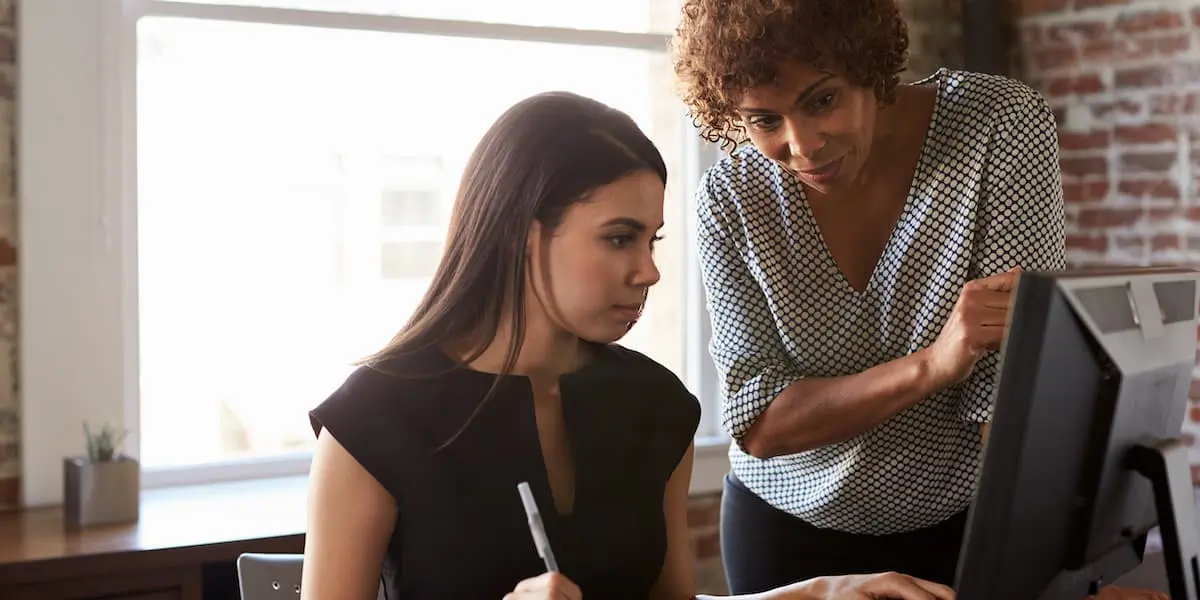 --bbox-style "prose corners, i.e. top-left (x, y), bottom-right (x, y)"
top-left (360, 91), bottom-right (668, 449)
